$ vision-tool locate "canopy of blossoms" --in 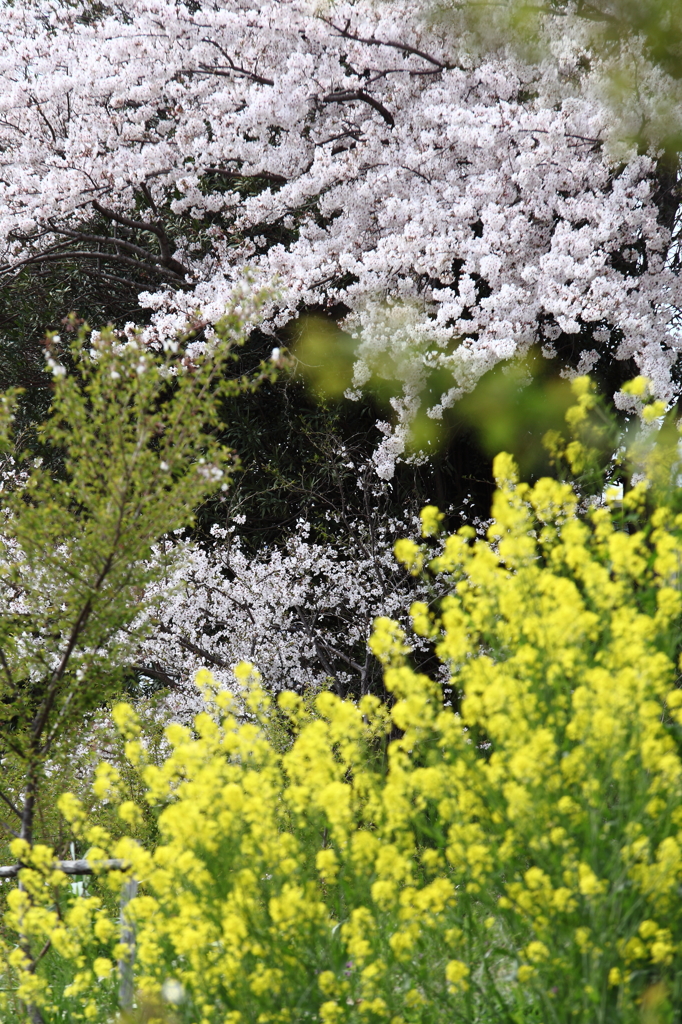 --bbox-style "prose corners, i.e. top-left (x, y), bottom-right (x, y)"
top-left (1, 0), bottom-right (680, 473)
